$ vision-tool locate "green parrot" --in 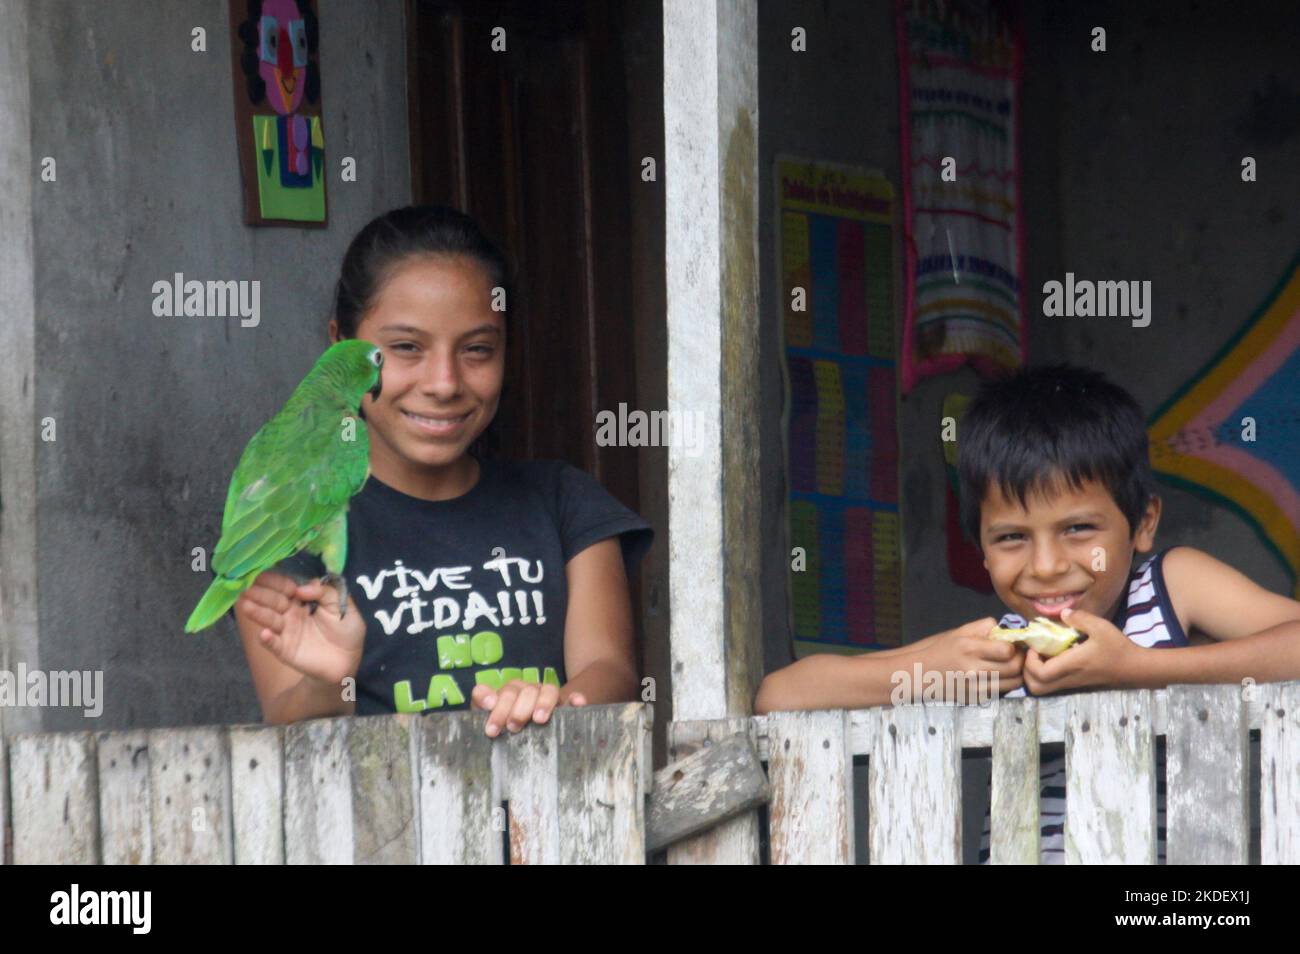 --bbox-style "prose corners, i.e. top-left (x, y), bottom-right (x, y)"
top-left (184, 339), bottom-right (384, 633)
